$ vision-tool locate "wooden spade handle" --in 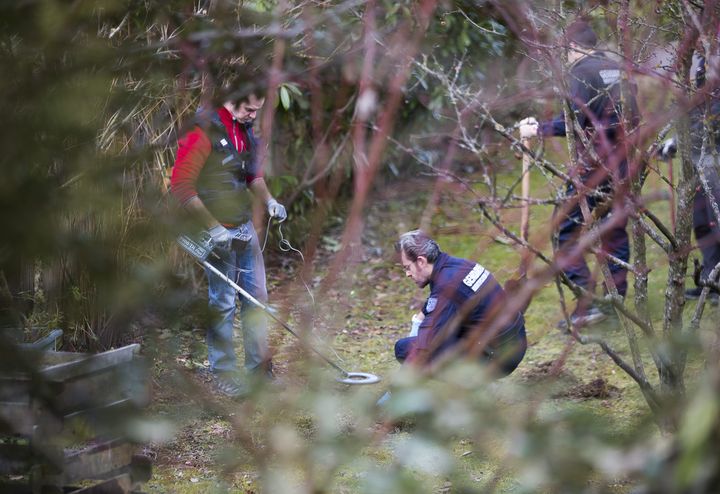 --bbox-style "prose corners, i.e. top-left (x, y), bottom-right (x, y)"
top-left (520, 138), bottom-right (531, 276)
